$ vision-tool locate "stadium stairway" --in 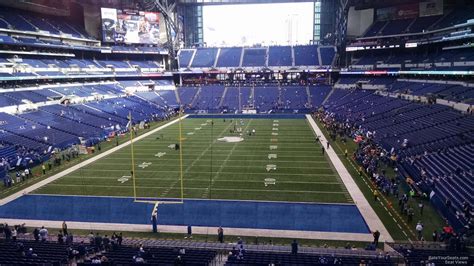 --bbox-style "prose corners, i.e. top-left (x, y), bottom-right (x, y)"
top-left (218, 86), bottom-right (228, 108)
